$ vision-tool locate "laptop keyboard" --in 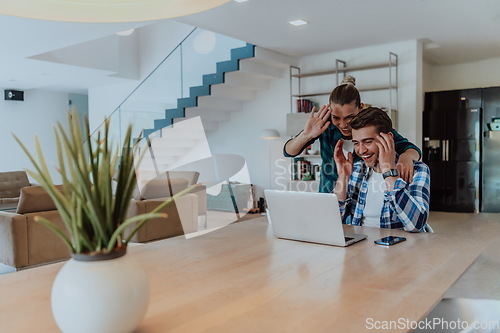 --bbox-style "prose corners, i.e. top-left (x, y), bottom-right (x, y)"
top-left (345, 237), bottom-right (354, 242)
